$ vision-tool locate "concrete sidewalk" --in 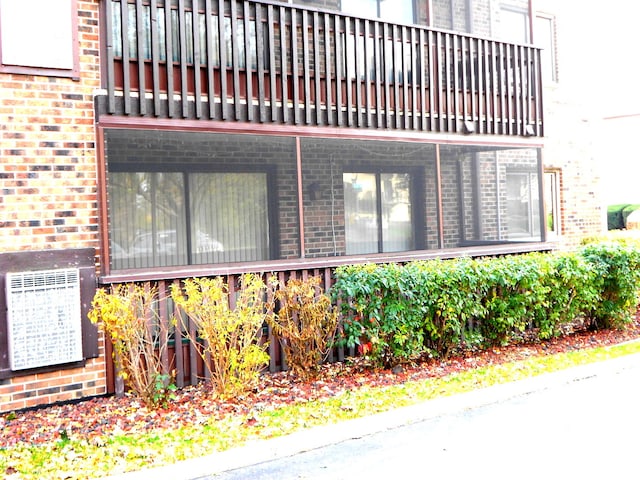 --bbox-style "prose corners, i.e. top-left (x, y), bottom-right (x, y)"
top-left (103, 349), bottom-right (640, 480)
